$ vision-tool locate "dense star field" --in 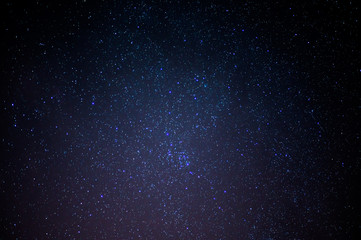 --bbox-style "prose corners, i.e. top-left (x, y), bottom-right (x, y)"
top-left (0, 0), bottom-right (360, 239)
